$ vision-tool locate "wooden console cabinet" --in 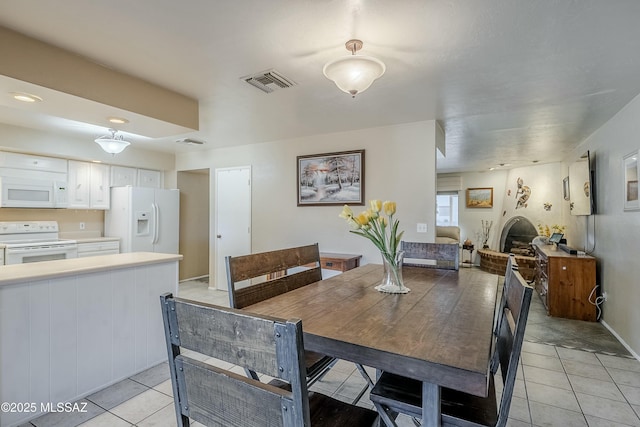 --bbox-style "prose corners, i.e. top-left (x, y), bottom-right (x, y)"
top-left (534, 245), bottom-right (597, 321)
top-left (319, 252), bottom-right (362, 272)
